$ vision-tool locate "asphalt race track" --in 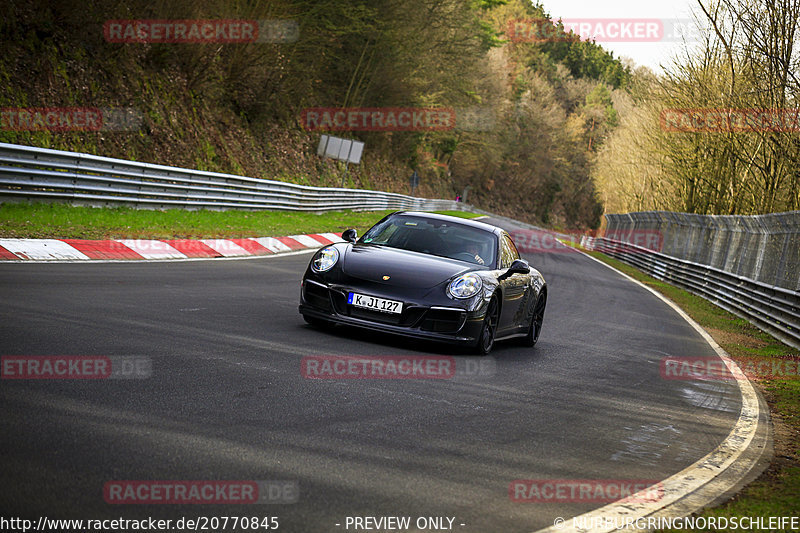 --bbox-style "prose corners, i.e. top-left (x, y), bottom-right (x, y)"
top-left (0, 218), bottom-right (743, 532)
